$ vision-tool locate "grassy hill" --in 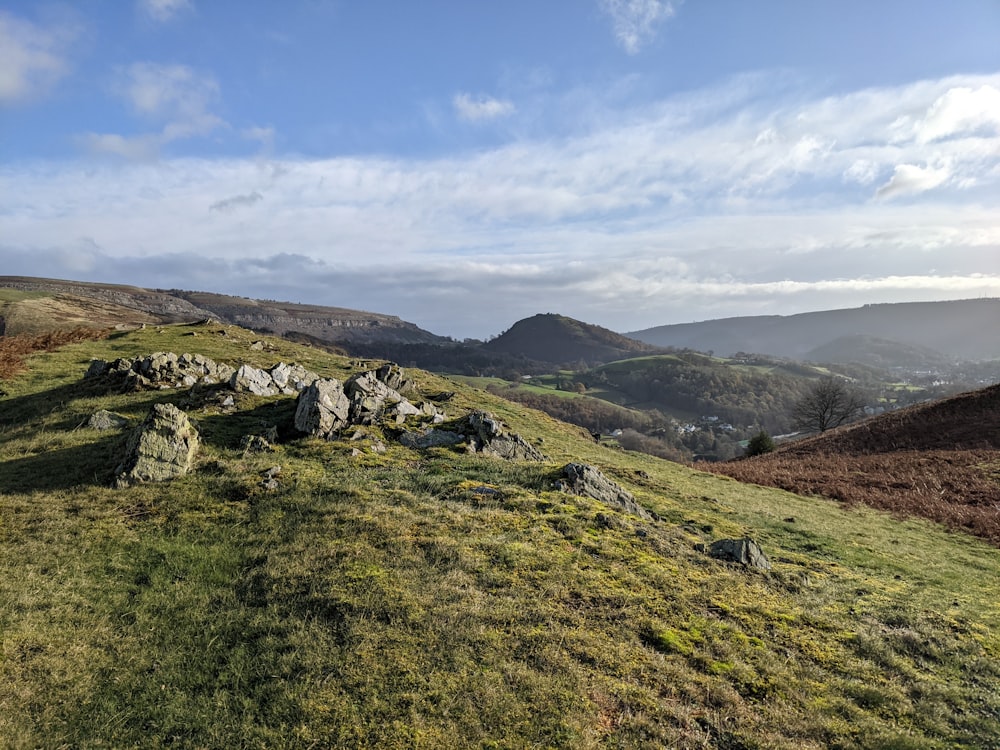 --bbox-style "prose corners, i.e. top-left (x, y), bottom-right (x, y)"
top-left (484, 313), bottom-right (663, 366)
top-left (2, 323), bottom-right (1000, 747)
top-left (709, 384), bottom-right (1000, 544)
